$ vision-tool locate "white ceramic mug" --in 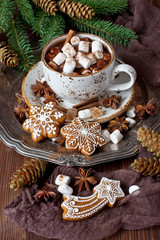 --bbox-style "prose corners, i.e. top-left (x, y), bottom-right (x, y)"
top-left (41, 33), bottom-right (136, 102)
